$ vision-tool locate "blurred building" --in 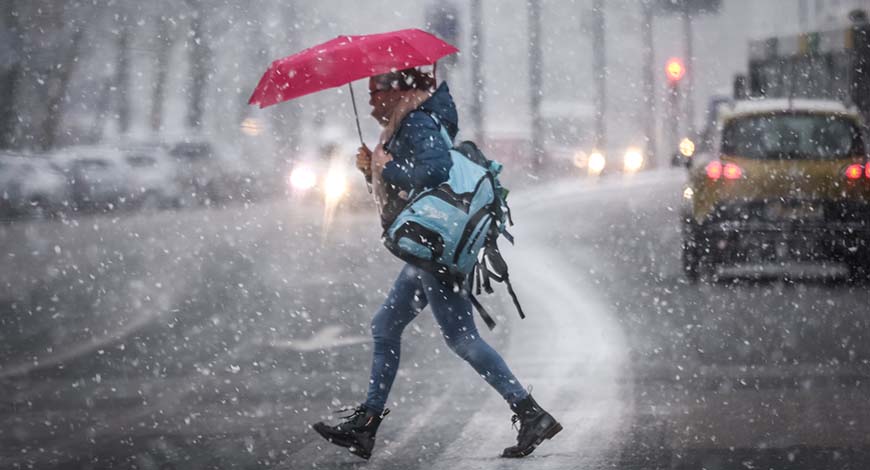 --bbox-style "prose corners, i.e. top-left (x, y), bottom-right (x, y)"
top-left (800, 0), bottom-right (867, 31)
